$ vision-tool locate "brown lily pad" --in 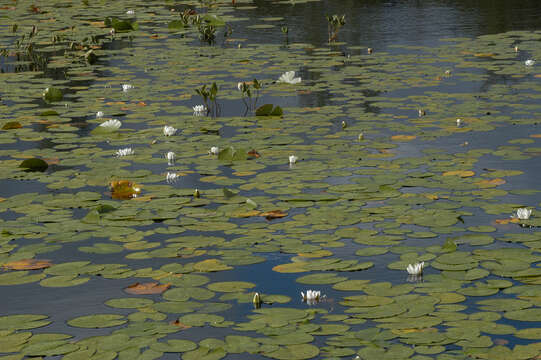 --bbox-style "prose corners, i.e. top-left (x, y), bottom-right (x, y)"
top-left (3, 259), bottom-right (52, 270)
top-left (124, 282), bottom-right (171, 295)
